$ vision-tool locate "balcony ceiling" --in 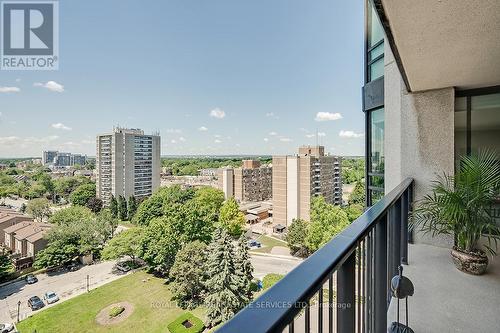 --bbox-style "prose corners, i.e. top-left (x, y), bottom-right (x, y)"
top-left (380, 0), bottom-right (500, 92)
